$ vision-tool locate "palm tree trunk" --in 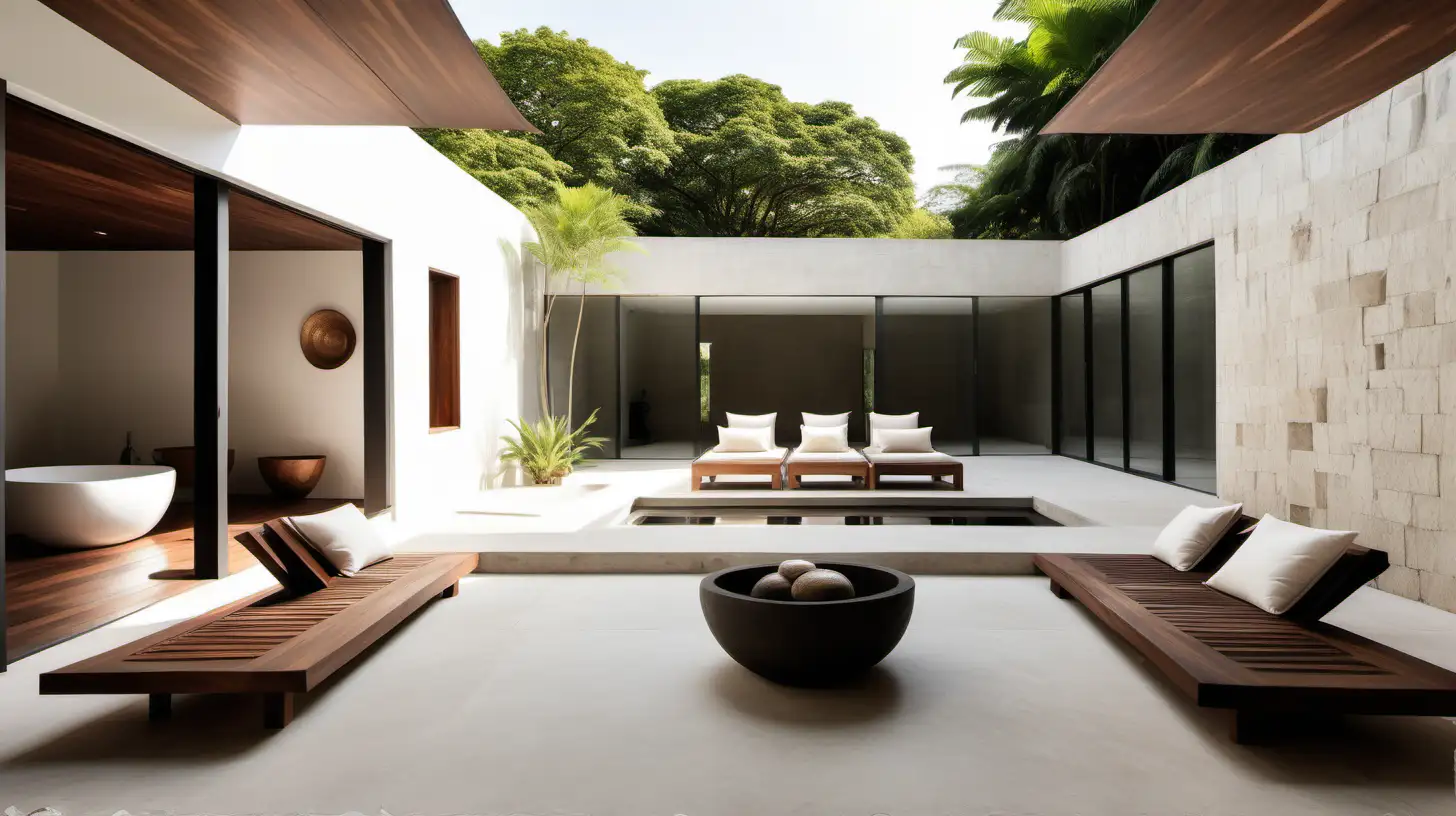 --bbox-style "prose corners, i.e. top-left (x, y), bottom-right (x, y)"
top-left (566, 279), bottom-right (587, 428)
